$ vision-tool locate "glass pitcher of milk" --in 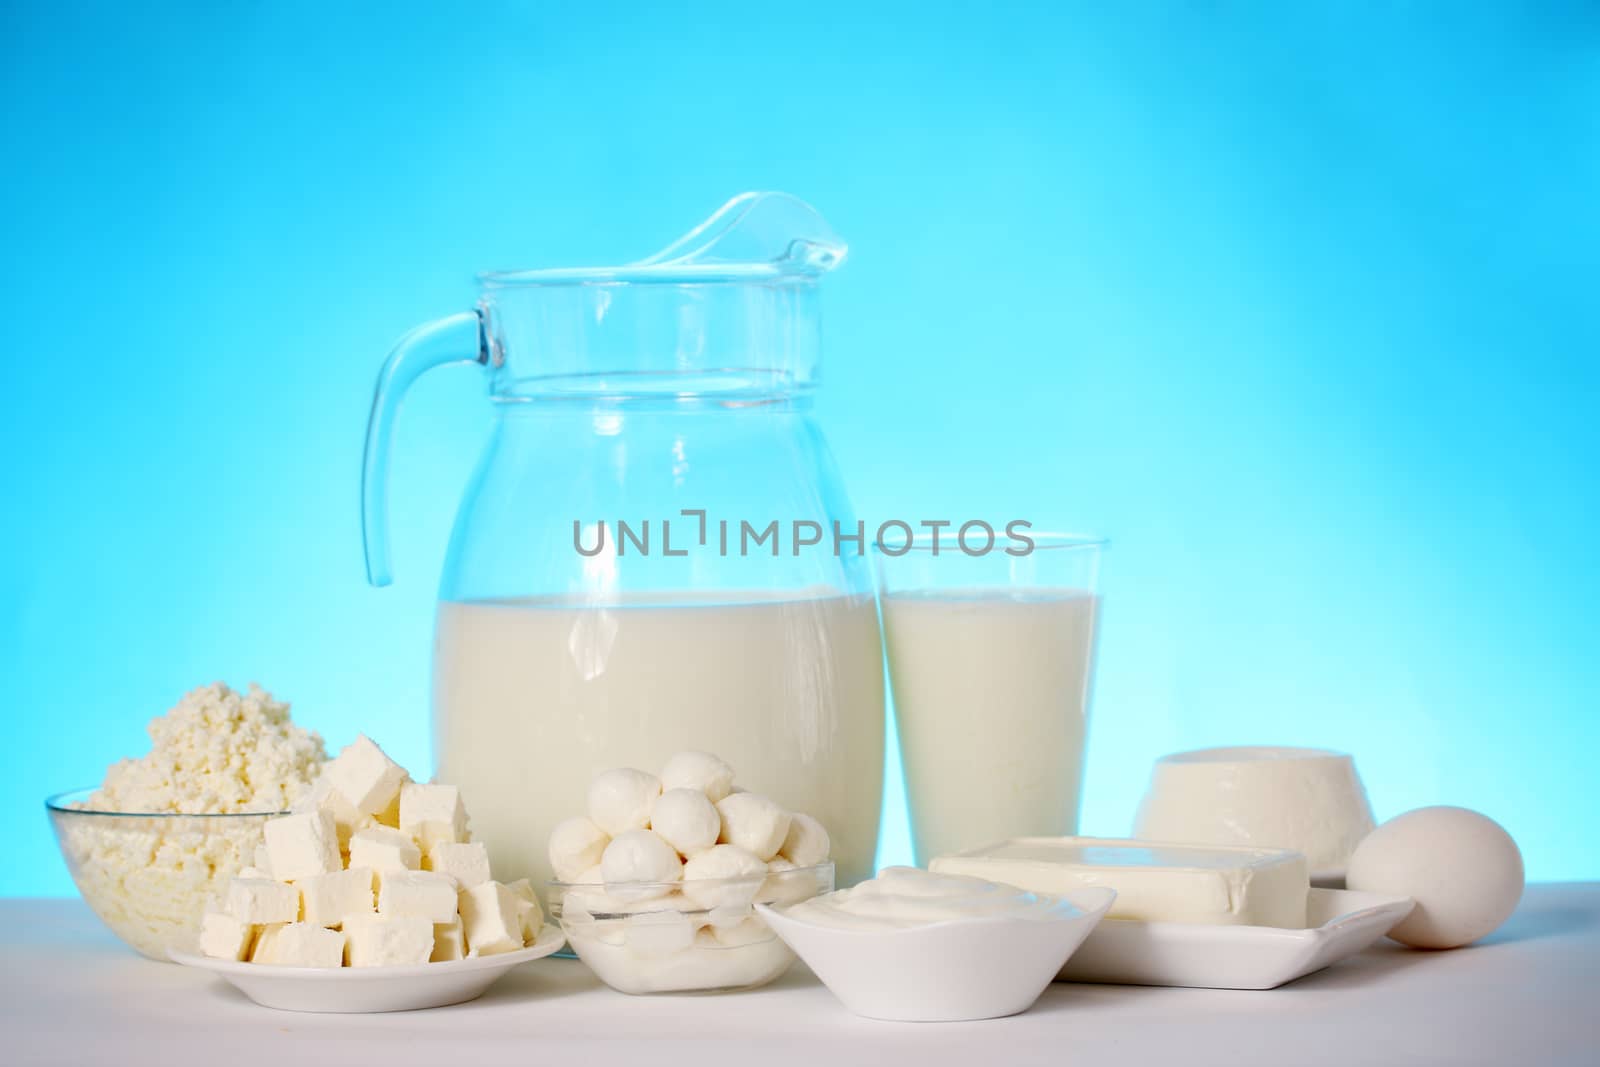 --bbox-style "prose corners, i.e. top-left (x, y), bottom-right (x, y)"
top-left (360, 193), bottom-right (884, 890)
